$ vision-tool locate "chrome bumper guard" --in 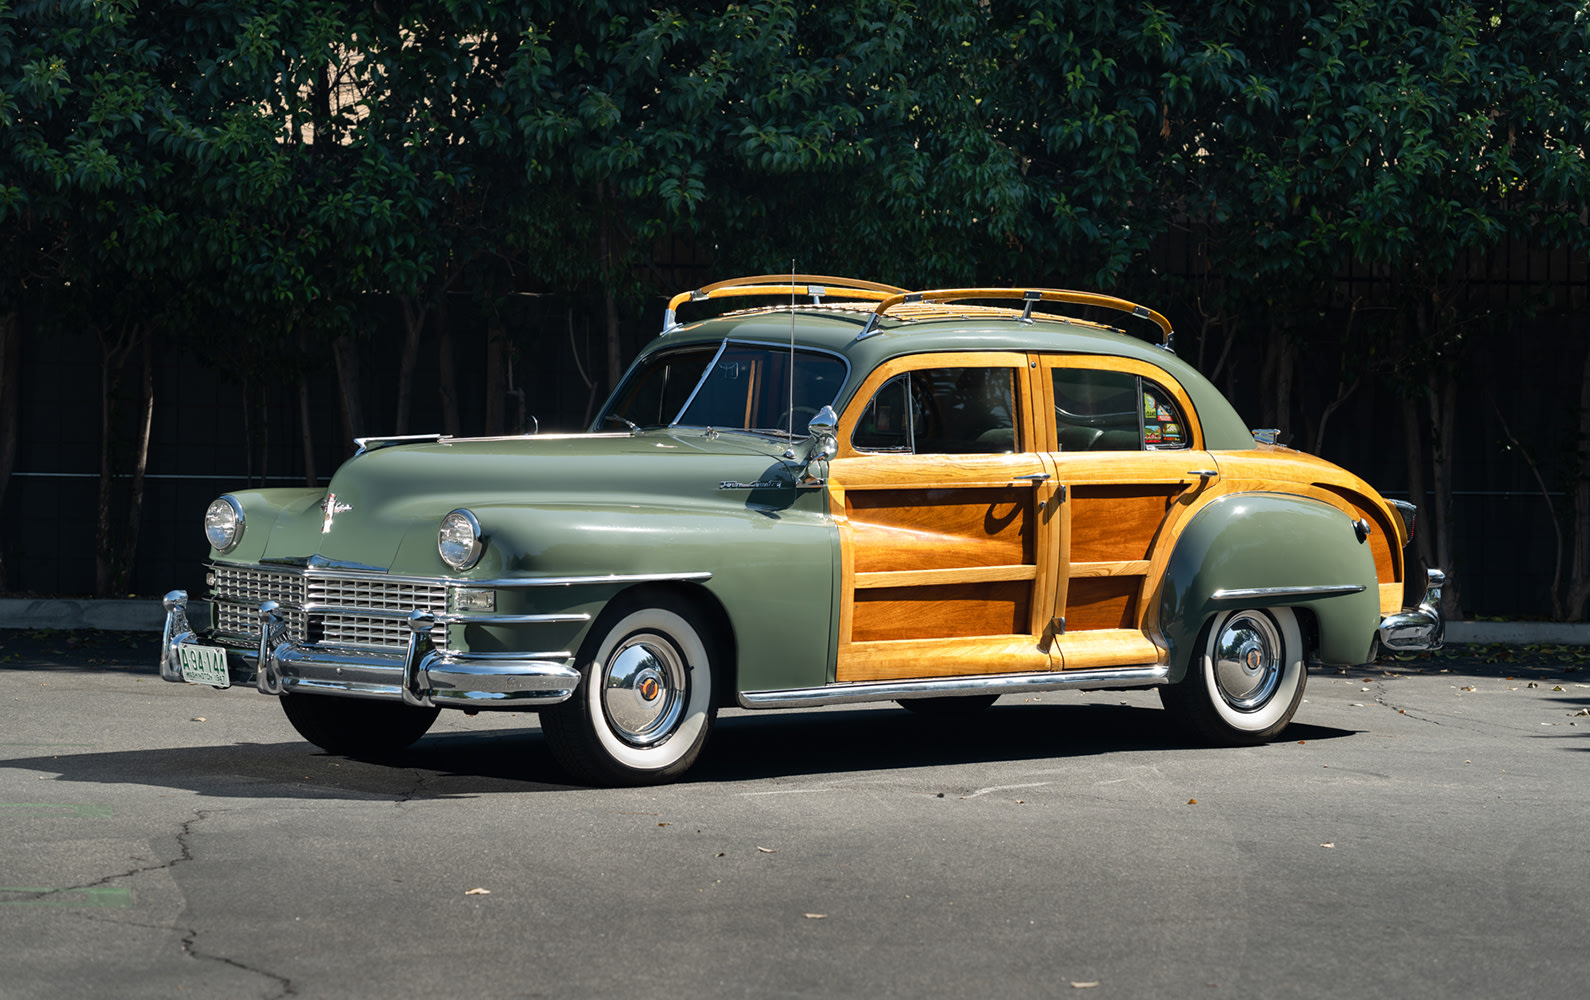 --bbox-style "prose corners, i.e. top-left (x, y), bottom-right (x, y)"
top-left (159, 591), bottom-right (580, 708)
top-left (1377, 569), bottom-right (1446, 652)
